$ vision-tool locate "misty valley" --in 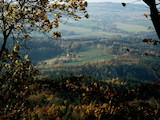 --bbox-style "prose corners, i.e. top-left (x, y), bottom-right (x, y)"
top-left (1, 1), bottom-right (160, 120)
